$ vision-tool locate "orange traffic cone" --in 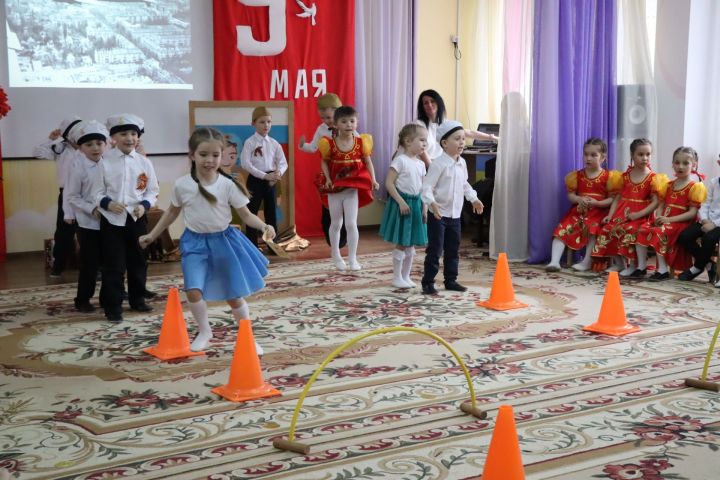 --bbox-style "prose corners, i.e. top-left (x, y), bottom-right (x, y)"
top-left (583, 271), bottom-right (640, 336)
top-left (477, 253), bottom-right (528, 310)
top-left (144, 288), bottom-right (205, 360)
top-left (481, 405), bottom-right (525, 480)
top-left (212, 319), bottom-right (281, 402)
